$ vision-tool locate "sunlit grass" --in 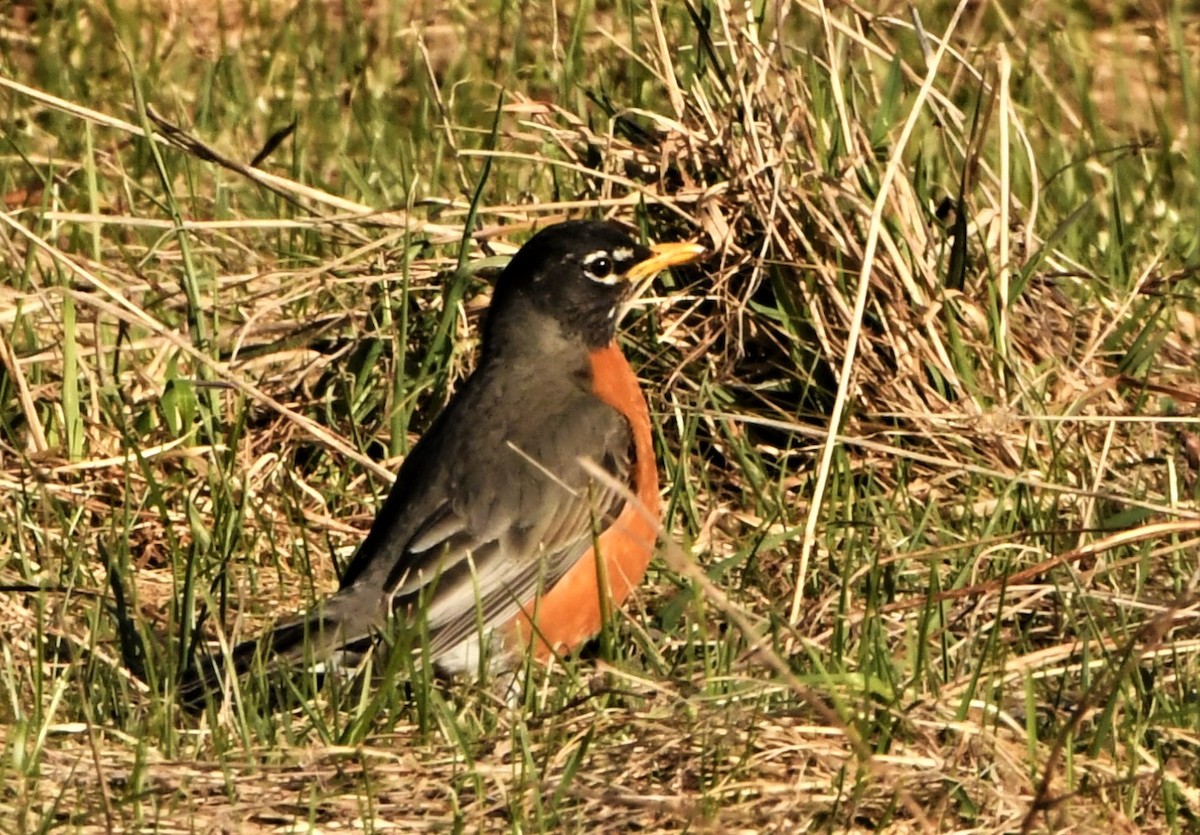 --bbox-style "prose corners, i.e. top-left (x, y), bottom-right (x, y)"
top-left (1, 0), bottom-right (1199, 831)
